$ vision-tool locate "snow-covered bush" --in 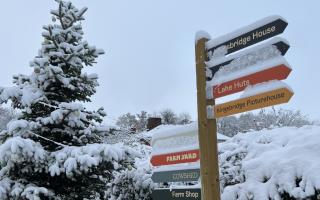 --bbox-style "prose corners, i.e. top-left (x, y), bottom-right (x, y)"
top-left (106, 164), bottom-right (154, 200)
top-left (104, 131), bottom-right (154, 200)
top-left (219, 126), bottom-right (320, 200)
top-left (0, 1), bottom-right (137, 199)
